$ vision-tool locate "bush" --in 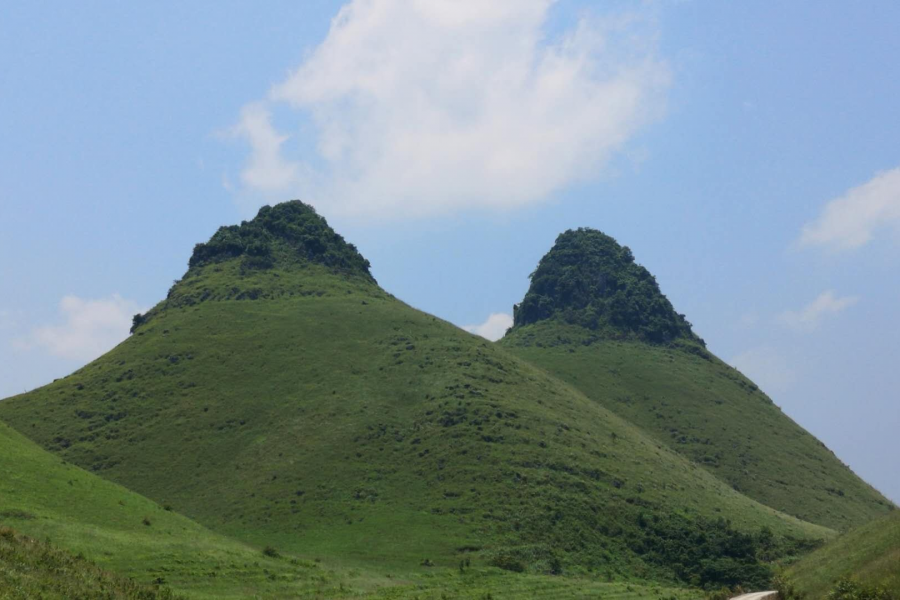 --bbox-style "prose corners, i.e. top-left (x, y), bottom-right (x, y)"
top-left (828, 578), bottom-right (894, 600)
top-left (773, 573), bottom-right (805, 599)
top-left (130, 313), bottom-right (146, 334)
top-left (262, 545), bottom-right (280, 558)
